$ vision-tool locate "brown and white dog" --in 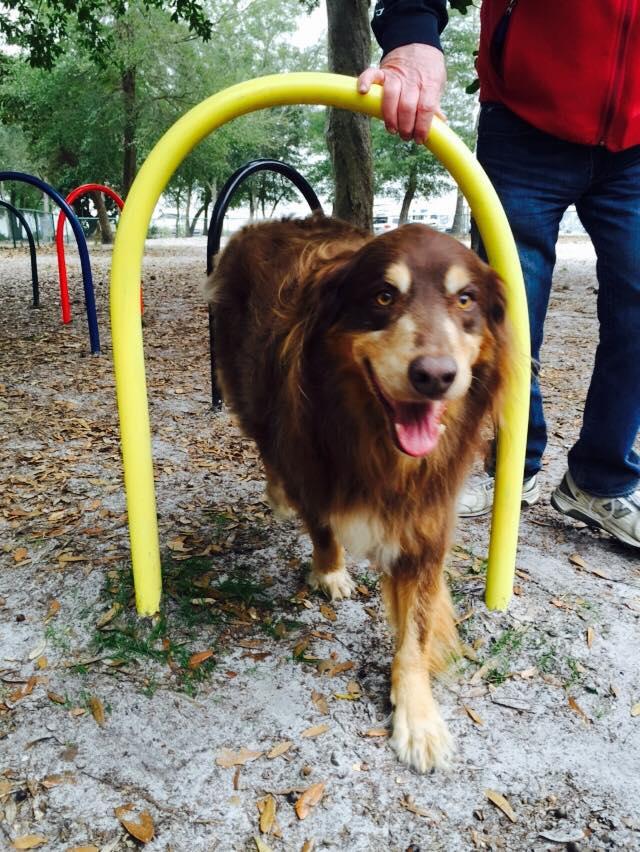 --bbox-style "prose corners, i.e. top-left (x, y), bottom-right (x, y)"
top-left (207, 214), bottom-right (510, 772)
